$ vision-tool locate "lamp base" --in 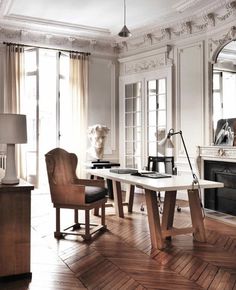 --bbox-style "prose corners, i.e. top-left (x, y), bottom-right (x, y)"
top-left (1, 177), bottom-right (19, 185)
top-left (1, 144), bottom-right (19, 185)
